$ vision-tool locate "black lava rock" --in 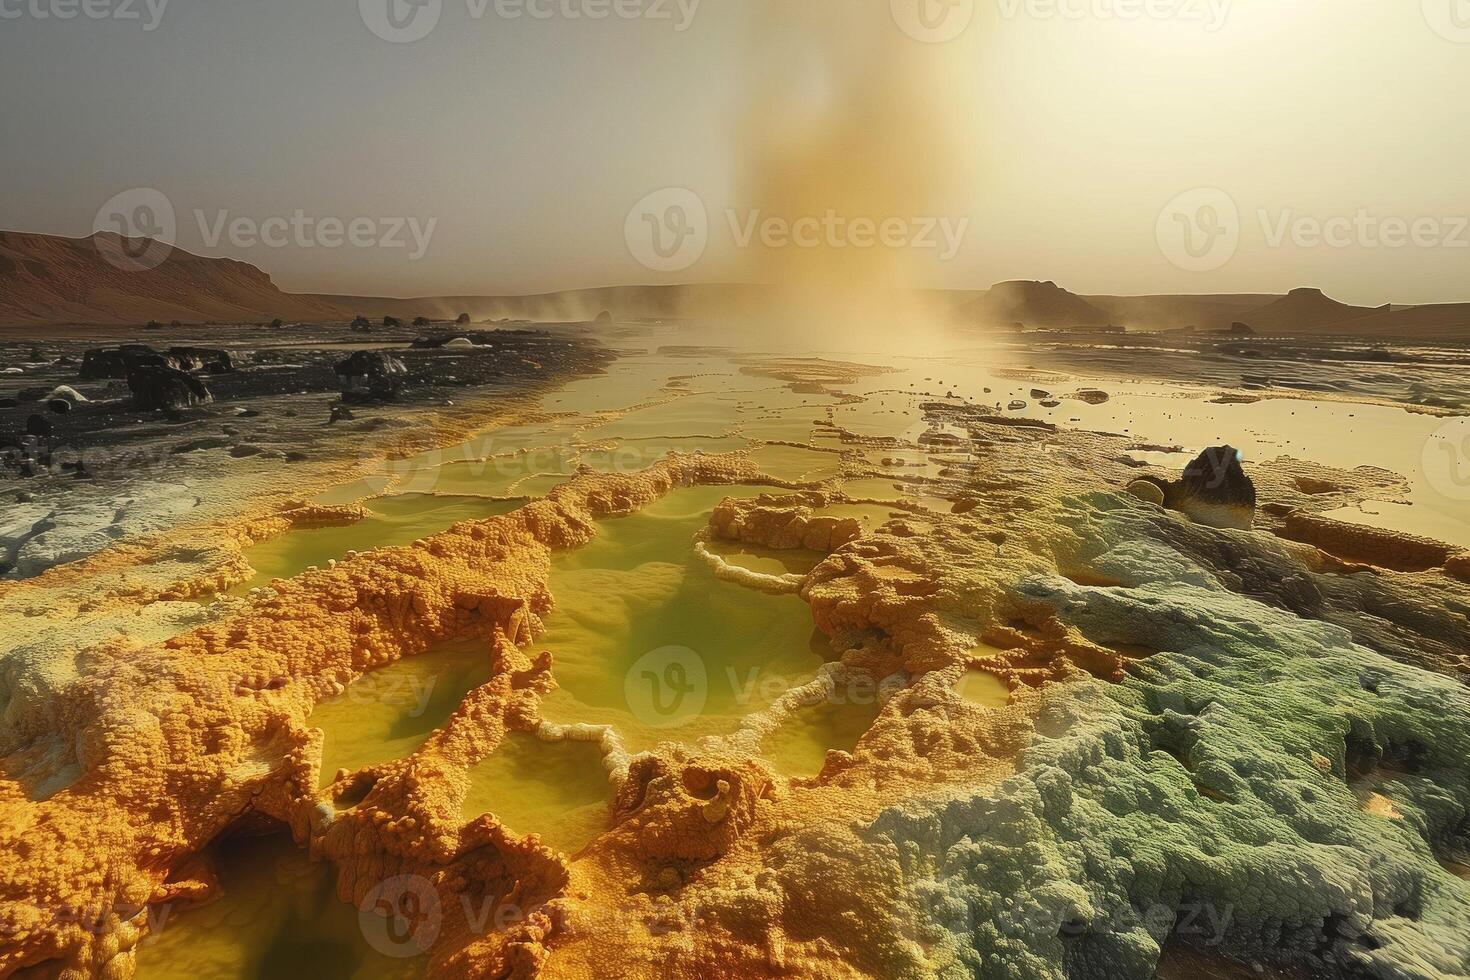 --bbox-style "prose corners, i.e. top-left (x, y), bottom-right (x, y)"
top-left (127, 366), bottom-right (214, 411)
top-left (80, 345), bottom-right (234, 380)
top-left (1128, 445), bottom-right (1256, 531)
top-left (1178, 446), bottom-right (1257, 510)
top-left (335, 351), bottom-right (407, 403)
